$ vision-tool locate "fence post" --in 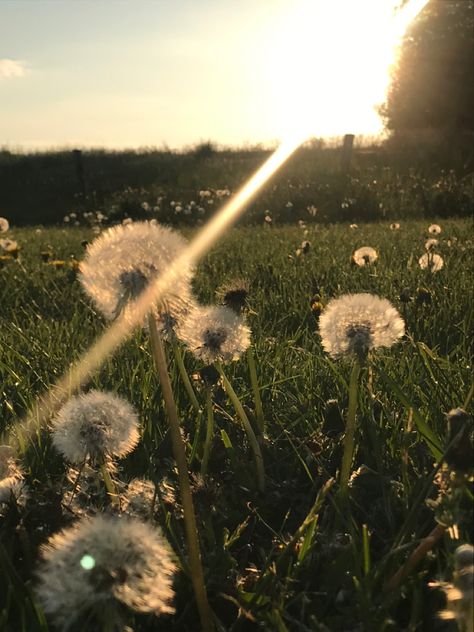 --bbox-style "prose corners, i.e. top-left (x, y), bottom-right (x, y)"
top-left (340, 134), bottom-right (355, 174)
top-left (72, 149), bottom-right (87, 202)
